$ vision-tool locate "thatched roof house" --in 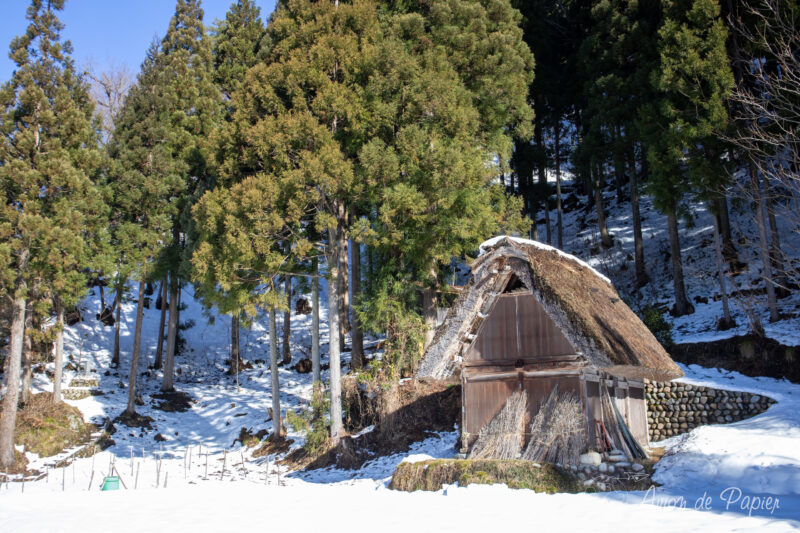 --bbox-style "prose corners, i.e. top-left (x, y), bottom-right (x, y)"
top-left (418, 236), bottom-right (683, 457)
top-left (419, 236), bottom-right (682, 382)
